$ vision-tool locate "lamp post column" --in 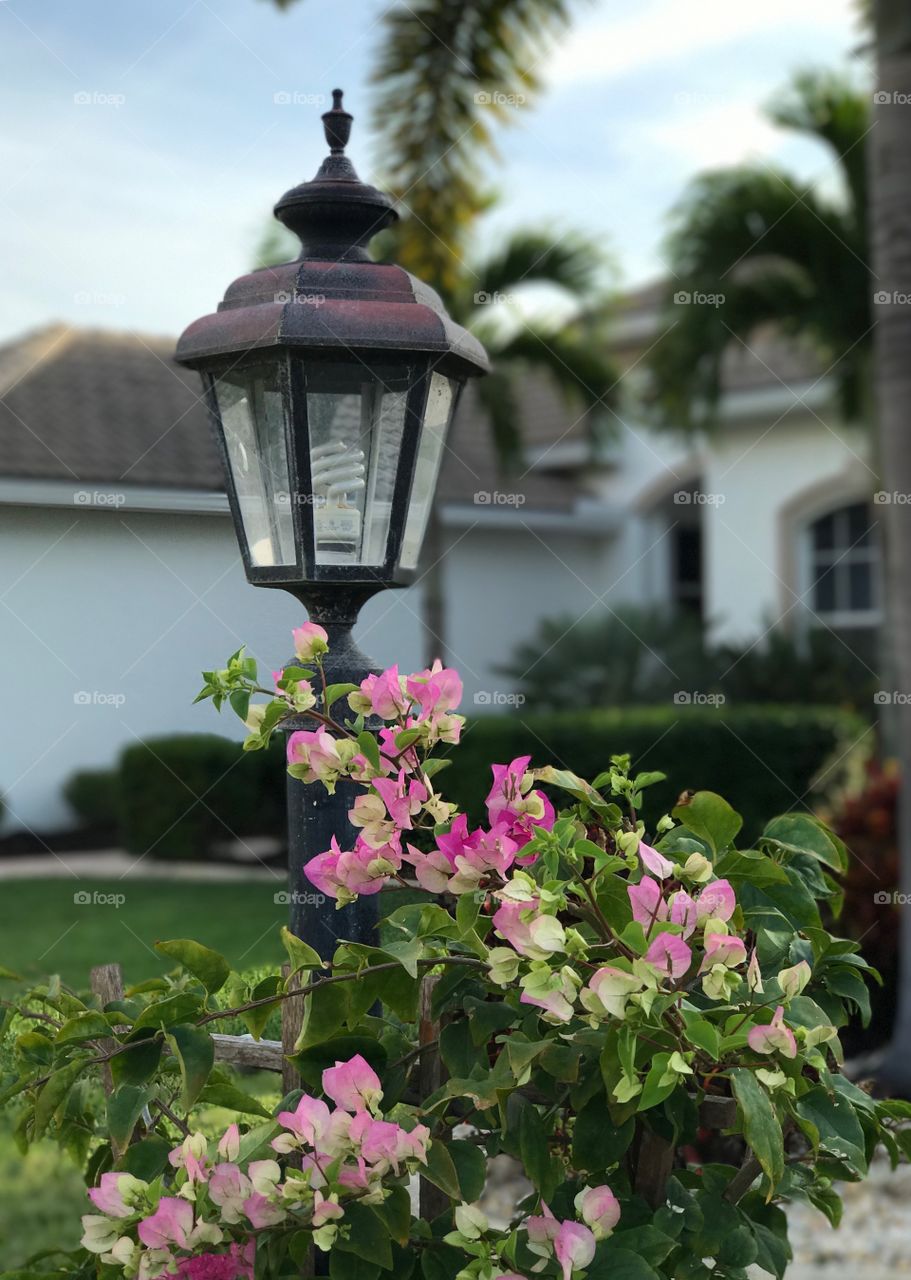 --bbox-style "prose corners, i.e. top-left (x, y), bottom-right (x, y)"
top-left (285, 588), bottom-right (382, 956)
